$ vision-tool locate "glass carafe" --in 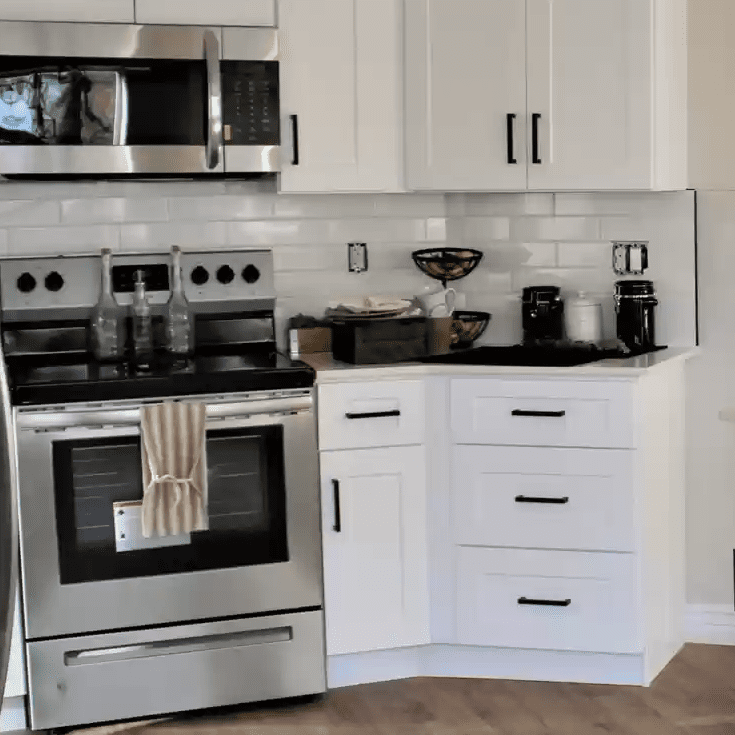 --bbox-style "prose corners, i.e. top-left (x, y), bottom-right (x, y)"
top-left (132, 270), bottom-right (154, 369)
top-left (91, 248), bottom-right (126, 361)
top-left (165, 246), bottom-right (194, 357)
